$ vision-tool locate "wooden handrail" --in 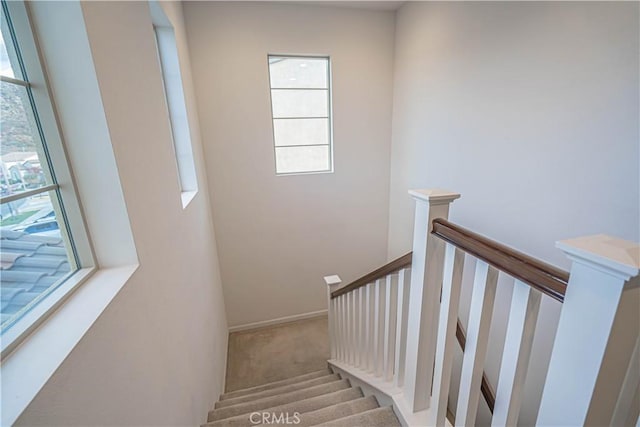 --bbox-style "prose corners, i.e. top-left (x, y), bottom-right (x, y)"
top-left (431, 218), bottom-right (569, 302)
top-left (330, 252), bottom-right (412, 299)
